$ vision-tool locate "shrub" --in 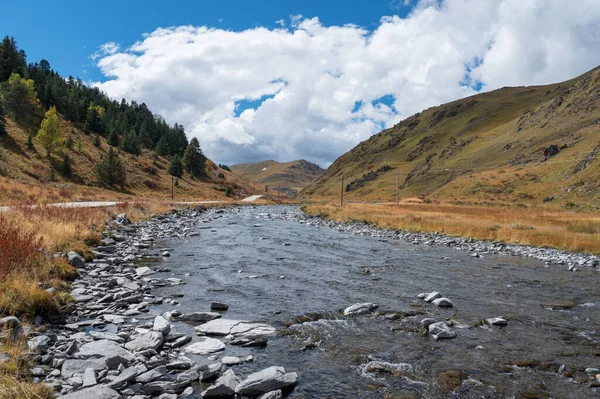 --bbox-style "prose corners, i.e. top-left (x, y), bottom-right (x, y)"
top-left (0, 215), bottom-right (44, 278)
top-left (225, 185), bottom-right (233, 197)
